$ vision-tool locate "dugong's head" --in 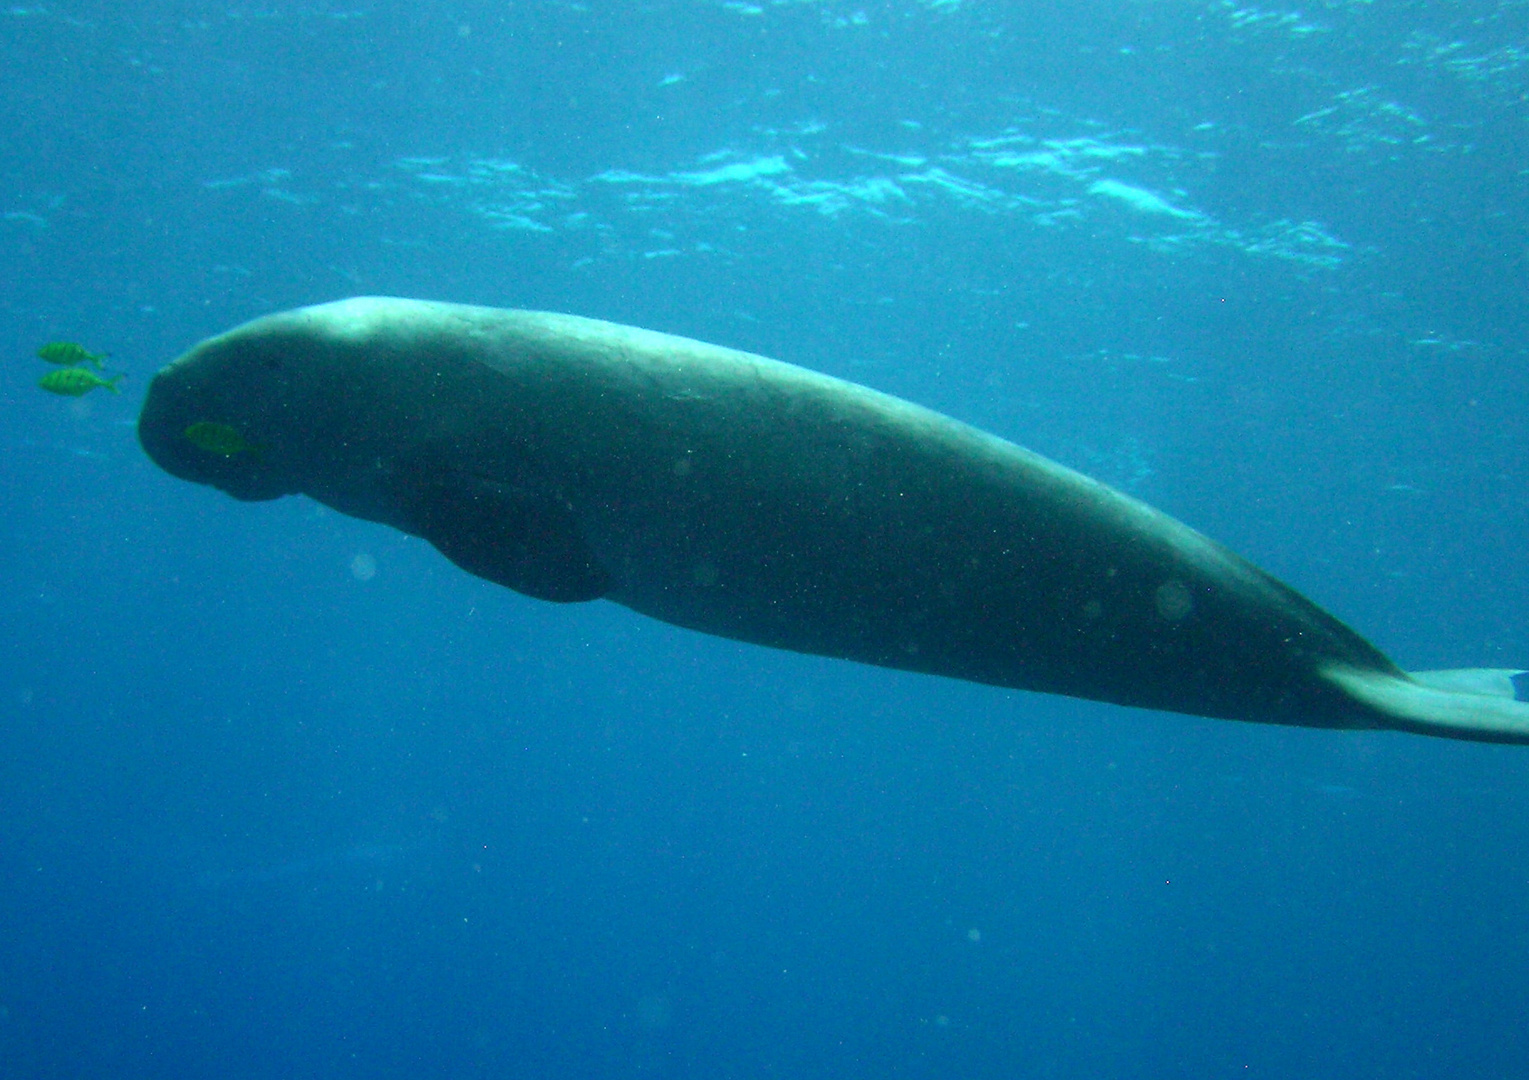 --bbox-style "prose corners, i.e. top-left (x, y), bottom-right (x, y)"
top-left (140, 296), bottom-right (614, 603)
top-left (139, 311), bottom-right (306, 502)
top-left (138, 297), bottom-right (464, 508)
